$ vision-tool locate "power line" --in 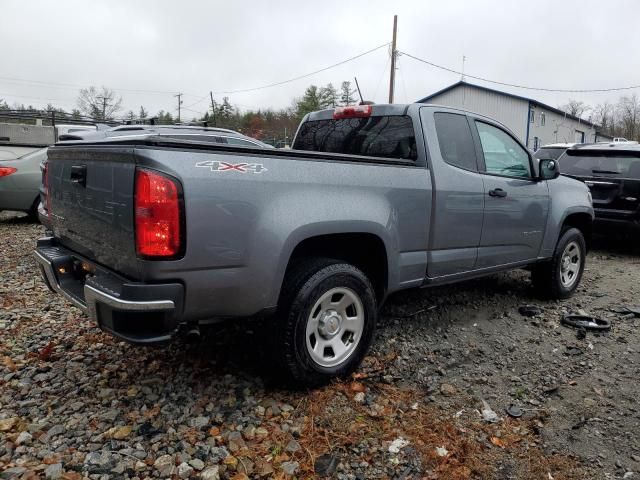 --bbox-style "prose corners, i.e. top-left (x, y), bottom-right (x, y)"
top-left (0, 76), bottom-right (197, 97)
top-left (400, 51), bottom-right (640, 93)
top-left (211, 43), bottom-right (390, 95)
